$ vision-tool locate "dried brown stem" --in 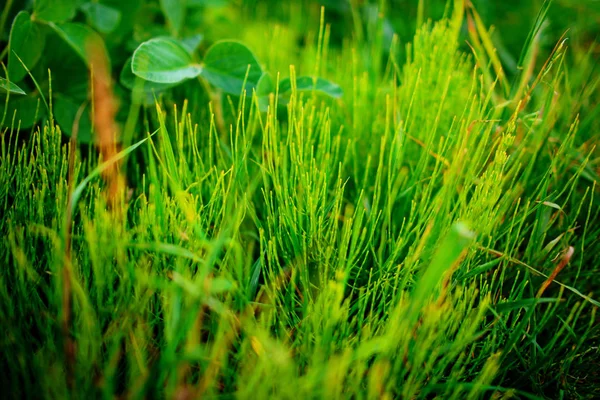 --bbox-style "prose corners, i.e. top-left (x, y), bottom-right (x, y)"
top-left (88, 43), bottom-right (125, 213)
top-left (537, 246), bottom-right (575, 298)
